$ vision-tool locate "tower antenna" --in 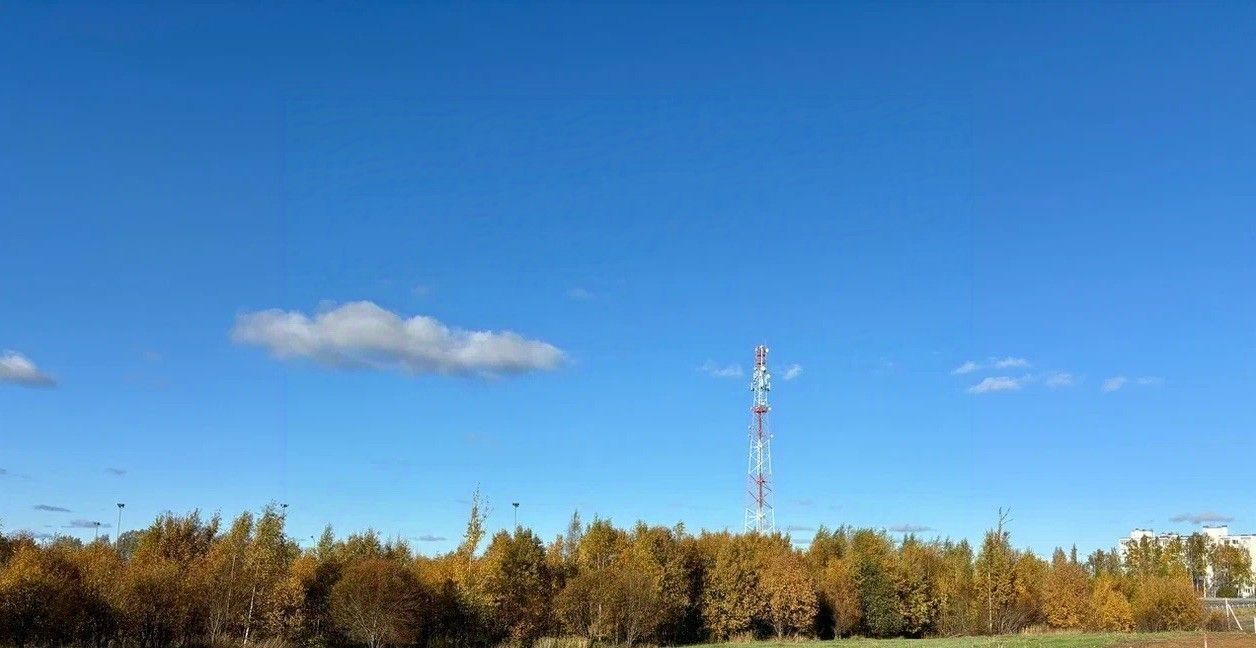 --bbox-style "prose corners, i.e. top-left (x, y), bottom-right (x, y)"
top-left (744, 344), bottom-right (775, 533)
